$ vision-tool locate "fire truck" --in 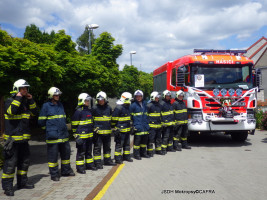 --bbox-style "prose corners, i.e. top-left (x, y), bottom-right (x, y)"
top-left (153, 49), bottom-right (261, 142)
